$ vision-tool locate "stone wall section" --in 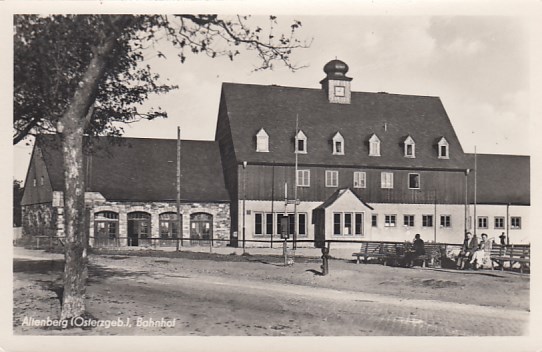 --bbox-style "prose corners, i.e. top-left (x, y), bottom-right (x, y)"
top-left (21, 203), bottom-right (57, 237)
top-left (89, 200), bottom-right (230, 247)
